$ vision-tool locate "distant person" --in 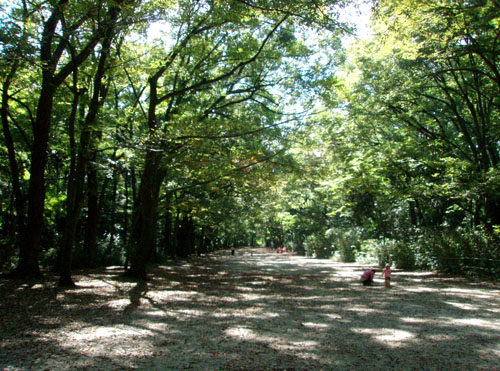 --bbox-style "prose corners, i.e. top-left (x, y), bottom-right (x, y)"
top-left (231, 248), bottom-right (235, 256)
top-left (382, 264), bottom-right (391, 288)
top-left (360, 269), bottom-right (375, 286)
